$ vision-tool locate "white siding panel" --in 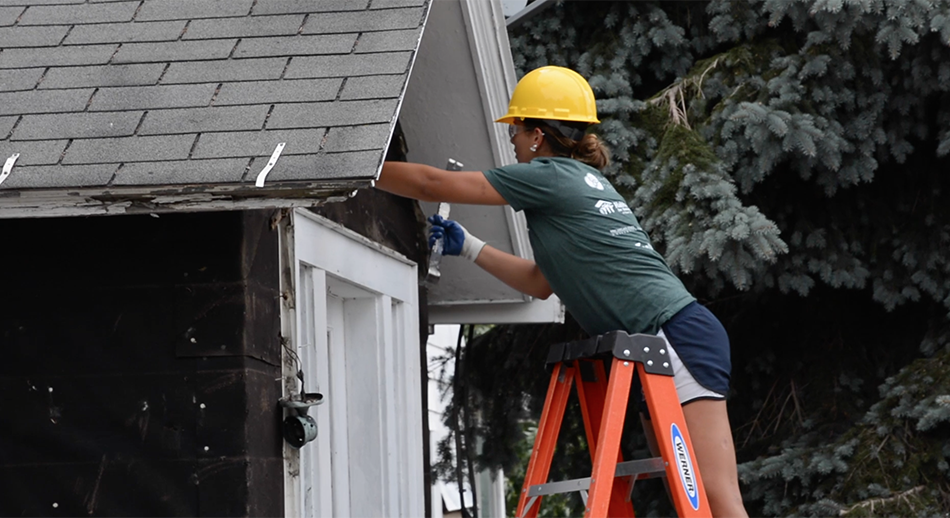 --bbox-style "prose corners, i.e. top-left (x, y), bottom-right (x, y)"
top-left (342, 296), bottom-right (384, 517)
